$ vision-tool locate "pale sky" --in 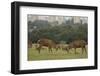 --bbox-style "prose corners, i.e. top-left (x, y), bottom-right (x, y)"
top-left (28, 15), bottom-right (88, 24)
